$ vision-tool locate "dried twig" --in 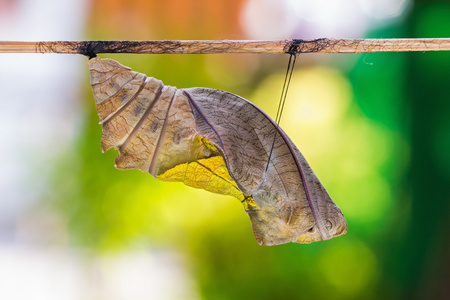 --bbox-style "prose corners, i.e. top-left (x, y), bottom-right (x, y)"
top-left (0, 39), bottom-right (450, 57)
